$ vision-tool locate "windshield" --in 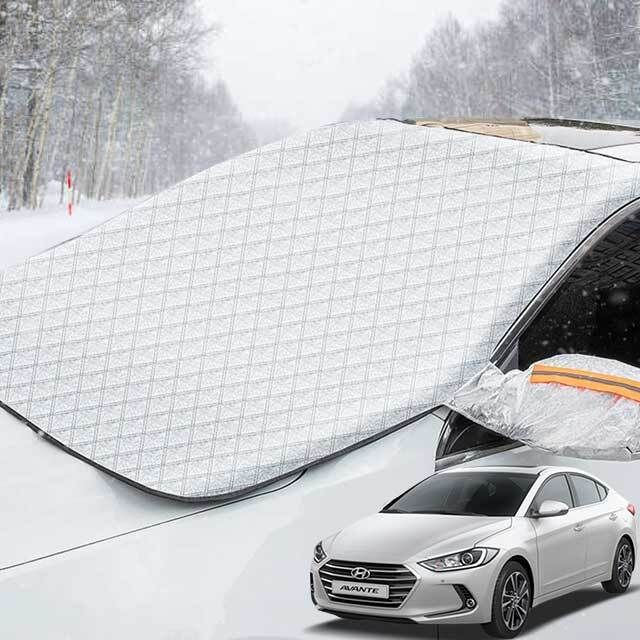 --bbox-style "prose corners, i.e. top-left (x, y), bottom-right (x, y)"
top-left (383, 472), bottom-right (537, 517)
